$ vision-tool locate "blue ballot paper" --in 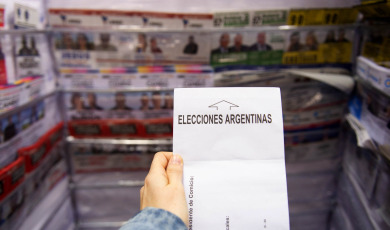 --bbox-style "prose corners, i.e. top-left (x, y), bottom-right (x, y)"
top-left (173, 87), bottom-right (290, 229)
